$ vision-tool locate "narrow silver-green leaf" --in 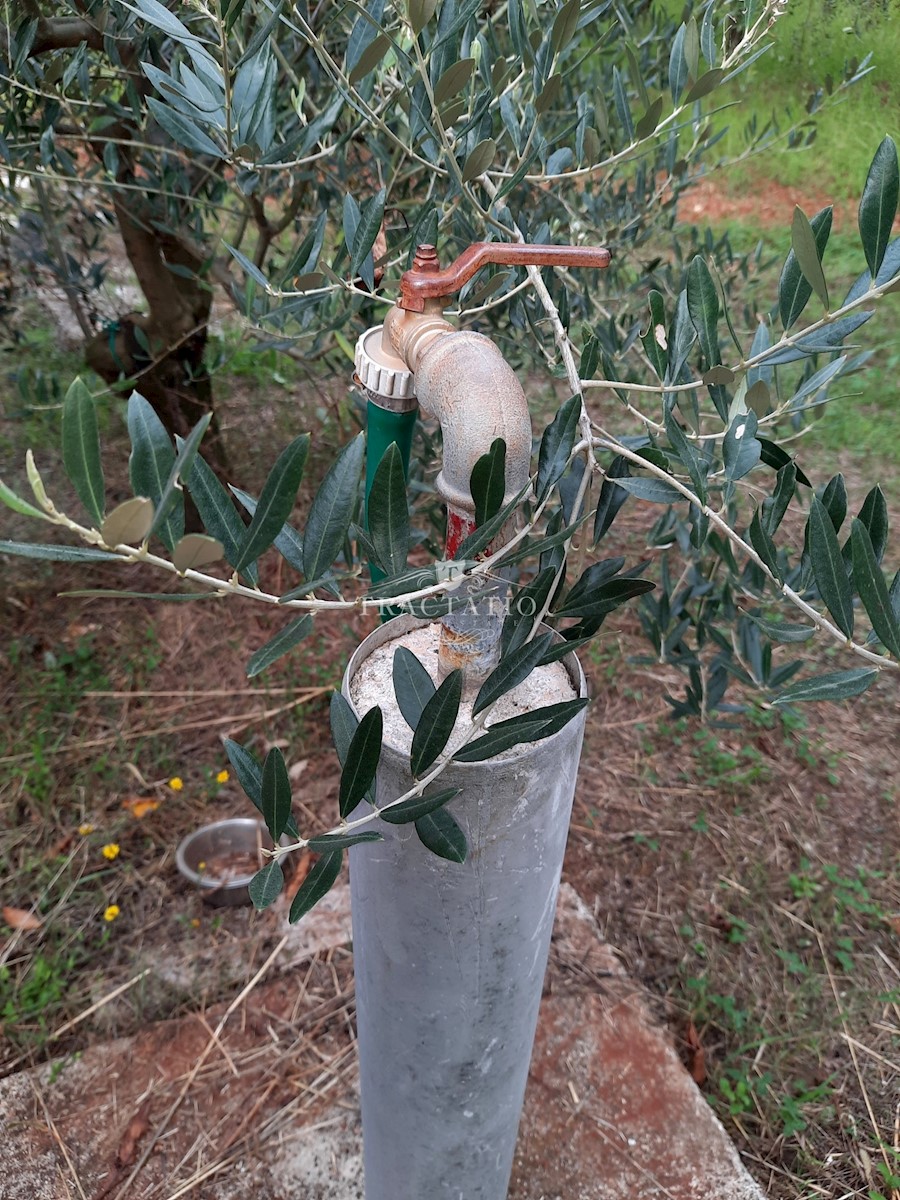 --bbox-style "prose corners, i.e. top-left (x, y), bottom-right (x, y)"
top-left (851, 519), bottom-right (900, 657)
top-left (461, 137), bottom-right (496, 183)
top-left (664, 410), bottom-right (707, 501)
top-left (230, 485), bottom-right (302, 574)
top-left (502, 567), bottom-right (557, 655)
top-left (454, 698), bottom-right (588, 762)
top-left (351, 187), bottom-right (386, 282)
top-left (61, 378), bottom-right (104, 526)
top-left (669, 24), bottom-right (688, 103)
top-left (454, 485), bottom-right (529, 560)
top-left (745, 613), bottom-right (816, 643)
top-left (224, 241), bottom-right (269, 289)
top-left (407, 0), bottom-right (439, 35)
top-left (634, 95), bottom-right (664, 141)
top-left (185, 452), bottom-right (258, 586)
top-left (367, 442), bottom-right (409, 578)
top-left (307, 831), bottom-right (383, 851)
top-left (289, 850), bottom-right (342, 922)
top-left (0, 540), bottom-right (121, 562)
top-left (779, 206), bottom-right (832, 330)
top-left (151, 412), bottom-right (212, 540)
top-left (303, 434), bottom-right (364, 582)
top-left (330, 691), bottom-right (358, 765)
top-left (890, 569), bottom-right (900, 626)
top-left (686, 255), bottom-right (721, 366)
top-left (859, 136), bottom-right (899, 277)
top-left (470, 437), bottom-right (507, 528)
top-left (415, 808), bottom-right (467, 863)
top-left (748, 509), bottom-right (780, 580)
top-left (221, 738), bottom-right (297, 839)
top-left (791, 206), bottom-right (829, 311)
top-left (146, 98), bottom-right (224, 157)
top-left (762, 462), bottom-right (798, 537)
top-left (808, 495), bottom-right (854, 638)
top-left (434, 58), bottom-right (475, 105)
top-left (554, 575), bottom-right (655, 620)
top-left (348, 32), bottom-right (390, 85)
top-left (551, 0), bottom-right (580, 53)
top-left (612, 66), bottom-right (633, 141)
top-left (249, 860), bottom-right (284, 910)
top-left (392, 646), bottom-right (436, 731)
top-left (224, 736), bottom-right (299, 837)
top-left (537, 395), bottom-right (581, 503)
top-left (127, 392), bottom-right (183, 552)
top-left (855, 485), bottom-right (889, 565)
top-left (234, 434), bottom-right (310, 572)
top-left (613, 476), bottom-right (682, 503)
top-left (261, 746), bottom-right (293, 841)
top-left (473, 633), bottom-right (553, 717)
top-left (0, 479), bottom-right (48, 522)
top-left (772, 668), bottom-right (878, 706)
top-left (247, 614), bottom-right (314, 678)
top-left (380, 786), bottom-right (462, 825)
top-left (62, 589), bottom-right (215, 602)
top-left (410, 670), bottom-right (462, 776)
top-left (594, 457), bottom-right (630, 544)
top-left (338, 705), bottom-right (383, 818)
top-left (723, 411), bottom-right (762, 483)
top-left (685, 67), bottom-right (724, 101)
